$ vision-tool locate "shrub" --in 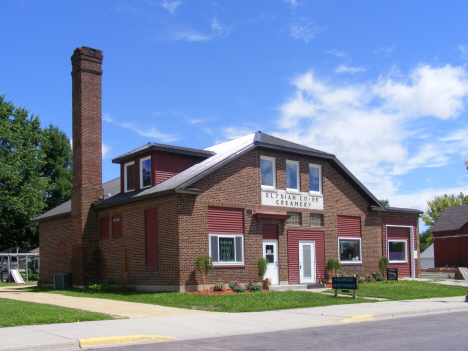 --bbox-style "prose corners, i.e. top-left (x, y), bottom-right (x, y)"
top-left (358, 278), bottom-right (365, 284)
top-left (228, 281), bottom-right (238, 290)
top-left (365, 275), bottom-right (376, 283)
top-left (211, 282), bottom-right (225, 292)
top-left (88, 284), bottom-right (134, 293)
top-left (232, 284), bottom-right (246, 293)
top-left (326, 258), bottom-right (341, 276)
top-left (28, 268), bottom-right (39, 281)
top-left (195, 255), bottom-right (214, 290)
top-left (379, 256), bottom-right (389, 276)
top-left (245, 281), bottom-right (262, 292)
top-left (256, 257), bottom-right (268, 280)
